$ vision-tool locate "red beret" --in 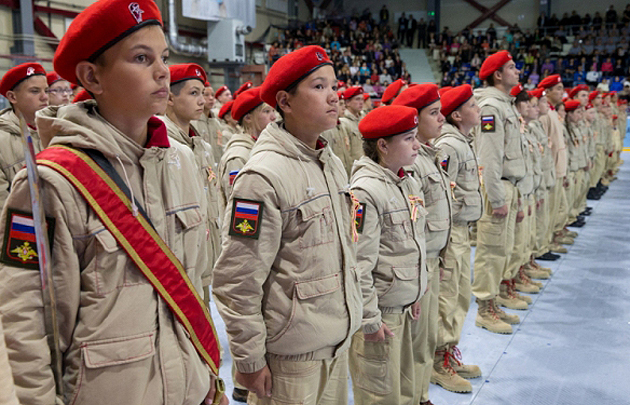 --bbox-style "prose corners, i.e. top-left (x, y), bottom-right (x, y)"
top-left (337, 91), bottom-right (344, 100)
top-left (381, 79), bottom-right (407, 104)
top-left (479, 51), bottom-right (513, 80)
top-left (337, 80), bottom-right (346, 89)
top-left (602, 92), bottom-right (611, 98)
top-left (510, 83), bottom-right (524, 97)
top-left (215, 85), bottom-right (229, 98)
top-left (260, 45), bottom-right (332, 107)
top-left (204, 80), bottom-right (210, 87)
top-left (218, 100), bottom-right (234, 119)
top-left (392, 83), bottom-right (440, 111)
top-left (54, 0), bottom-right (162, 84)
top-left (359, 105), bottom-right (418, 139)
top-left (363, 92), bottom-right (370, 101)
top-left (441, 84), bottom-right (473, 117)
top-left (564, 99), bottom-right (582, 112)
top-left (73, 89), bottom-right (93, 103)
top-left (538, 74), bottom-right (562, 89)
top-left (612, 114), bottom-right (618, 120)
top-left (438, 86), bottom-right (452, 96)
top-left (586, 103), bottom-right (594, 110)
top-left (408, 83), bottom-right (419, 87)
top-left (232, 87), bottom-right (264, 122)
top-left (234, 81), bottom-right (253, 99)
top-left (46, 71), bottom-right (64, 86)
top-left (169, 63), bottom-right (207, 86)
top-left (0, 63), bottom-right (46, 97)
top-left (568, 84), bottom-right (589, 99)
top-left (528, 88), bottom-right (546, 99)
top-left (343, 86), bottom-right (363, 100)
top-left (589, 91), bottom-right (600, 101)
